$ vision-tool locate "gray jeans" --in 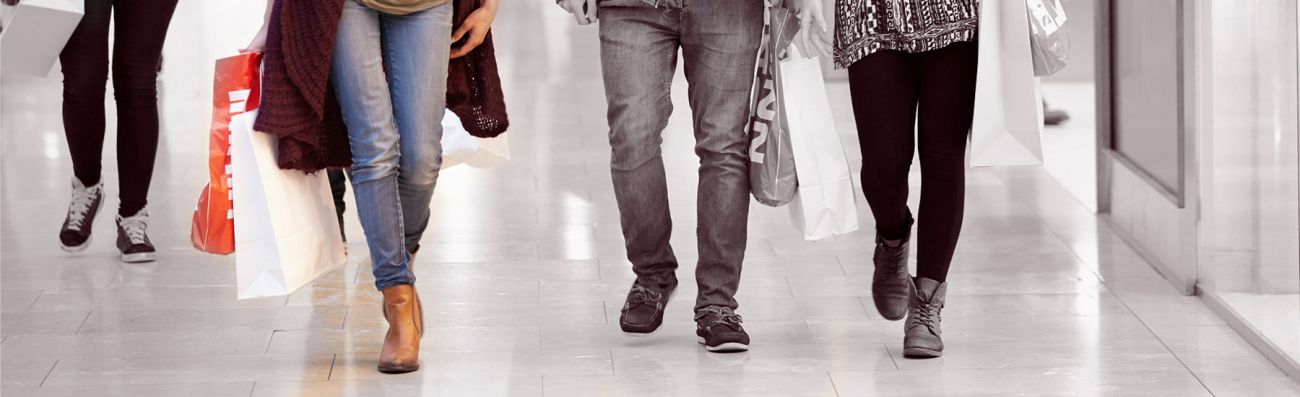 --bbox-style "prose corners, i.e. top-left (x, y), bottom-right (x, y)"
top-left (598, 1), bottom-right (763, 311)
